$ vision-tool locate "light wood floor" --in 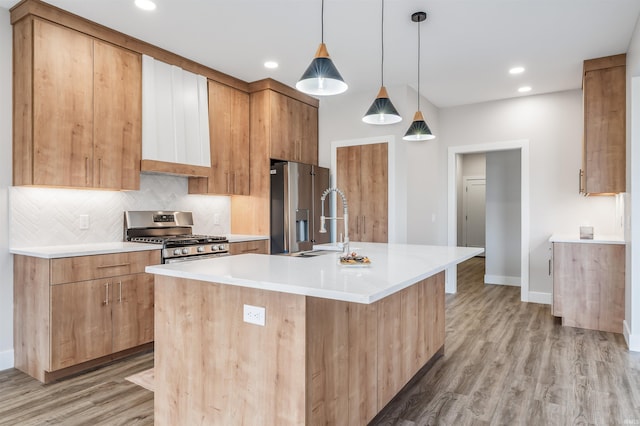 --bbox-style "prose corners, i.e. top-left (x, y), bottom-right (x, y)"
top-left (1, 257), bottom-right (639, 425)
